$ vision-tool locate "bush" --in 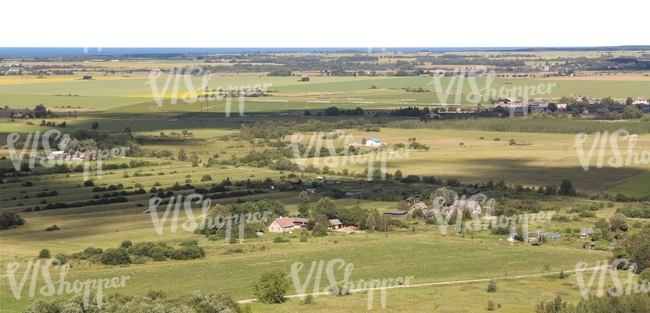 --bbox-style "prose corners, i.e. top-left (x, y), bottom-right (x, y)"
top-left (84, 180), bottom-right (95, 187)
top-left (201, 175), bottom-right (213, 182)
top-left (273, 236), bottom-right (289, 243)
top-left (494, 138), bottom-right (500, 141)
top-left (121, 240), bottom-right (133, 249)
top-left (0, 212), bottom-right (25, 230)
top-left (99, 248), bottom-right (132, 265)
top-left (84, 246), bottom-right (104, 256)
top-left (312, 224), bottom-right (328, 237)
top-left (38, 249), bottom-right (51, 258)
top-left (179, 240), bottom-right (198, 246)
top-left (251, 269), bottom-right (290, 304)
top-left (300, 294), bottom-right (315, 305)
top-left (639, 268), bottom-right (650, 283)
top-left (487, 279), bottom-right (497, 293)
top-left (21, 181), bottom-right (33, 187)
top-left (147, 290), bottom-right (167, 300)
top-left (45, 224), bottom-right (60, 231)
top-left (55, 253), bottom-right (69, 264)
